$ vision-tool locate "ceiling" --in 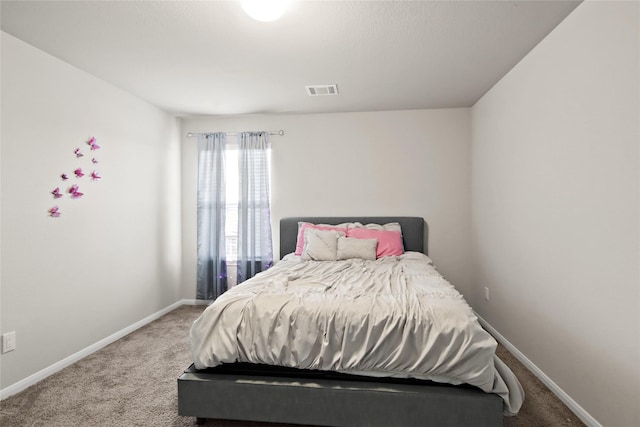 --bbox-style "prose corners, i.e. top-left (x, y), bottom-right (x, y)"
top-left (1, 1), bottom-right (581, 117)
